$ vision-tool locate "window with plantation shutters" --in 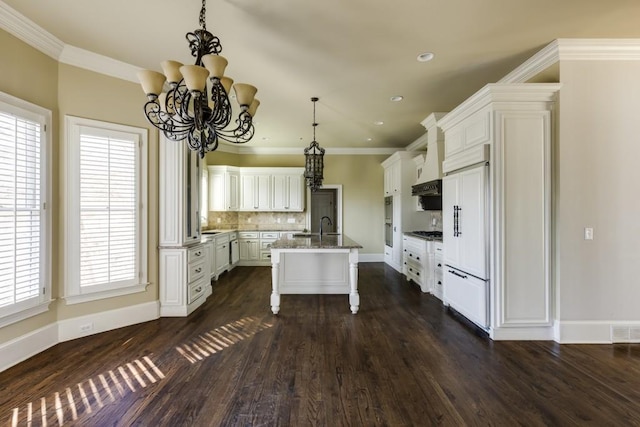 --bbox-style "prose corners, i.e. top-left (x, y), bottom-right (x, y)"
top-left (65, 117), bottom-right (148, 303)
top-left (0, 92), bottom-right (51, 327)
